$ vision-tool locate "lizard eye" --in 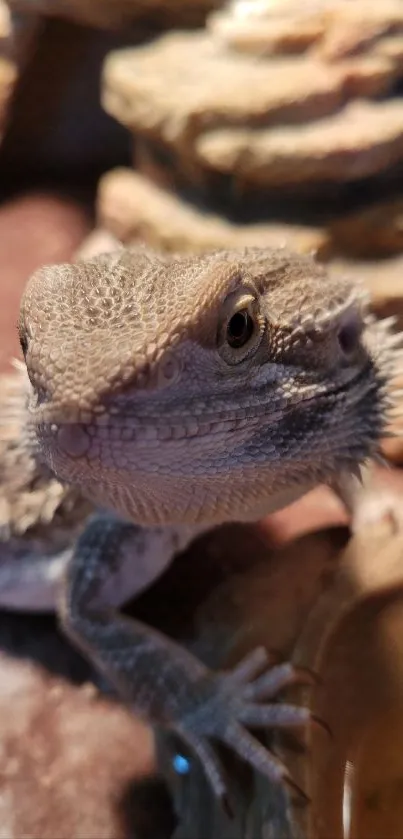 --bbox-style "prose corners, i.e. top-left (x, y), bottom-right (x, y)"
top-left (218, 289), bottom-right (262, 365)
top-left (226, 310), bottom-right (254, 349)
